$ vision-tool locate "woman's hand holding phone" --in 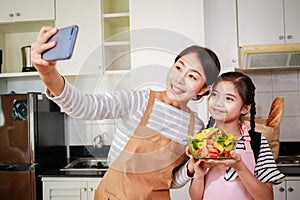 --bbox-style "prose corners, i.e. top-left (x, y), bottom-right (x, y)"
top-left (42, 25), bottom-right (78, 61)
top-left (31, 26), bottom-right (71, 97)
